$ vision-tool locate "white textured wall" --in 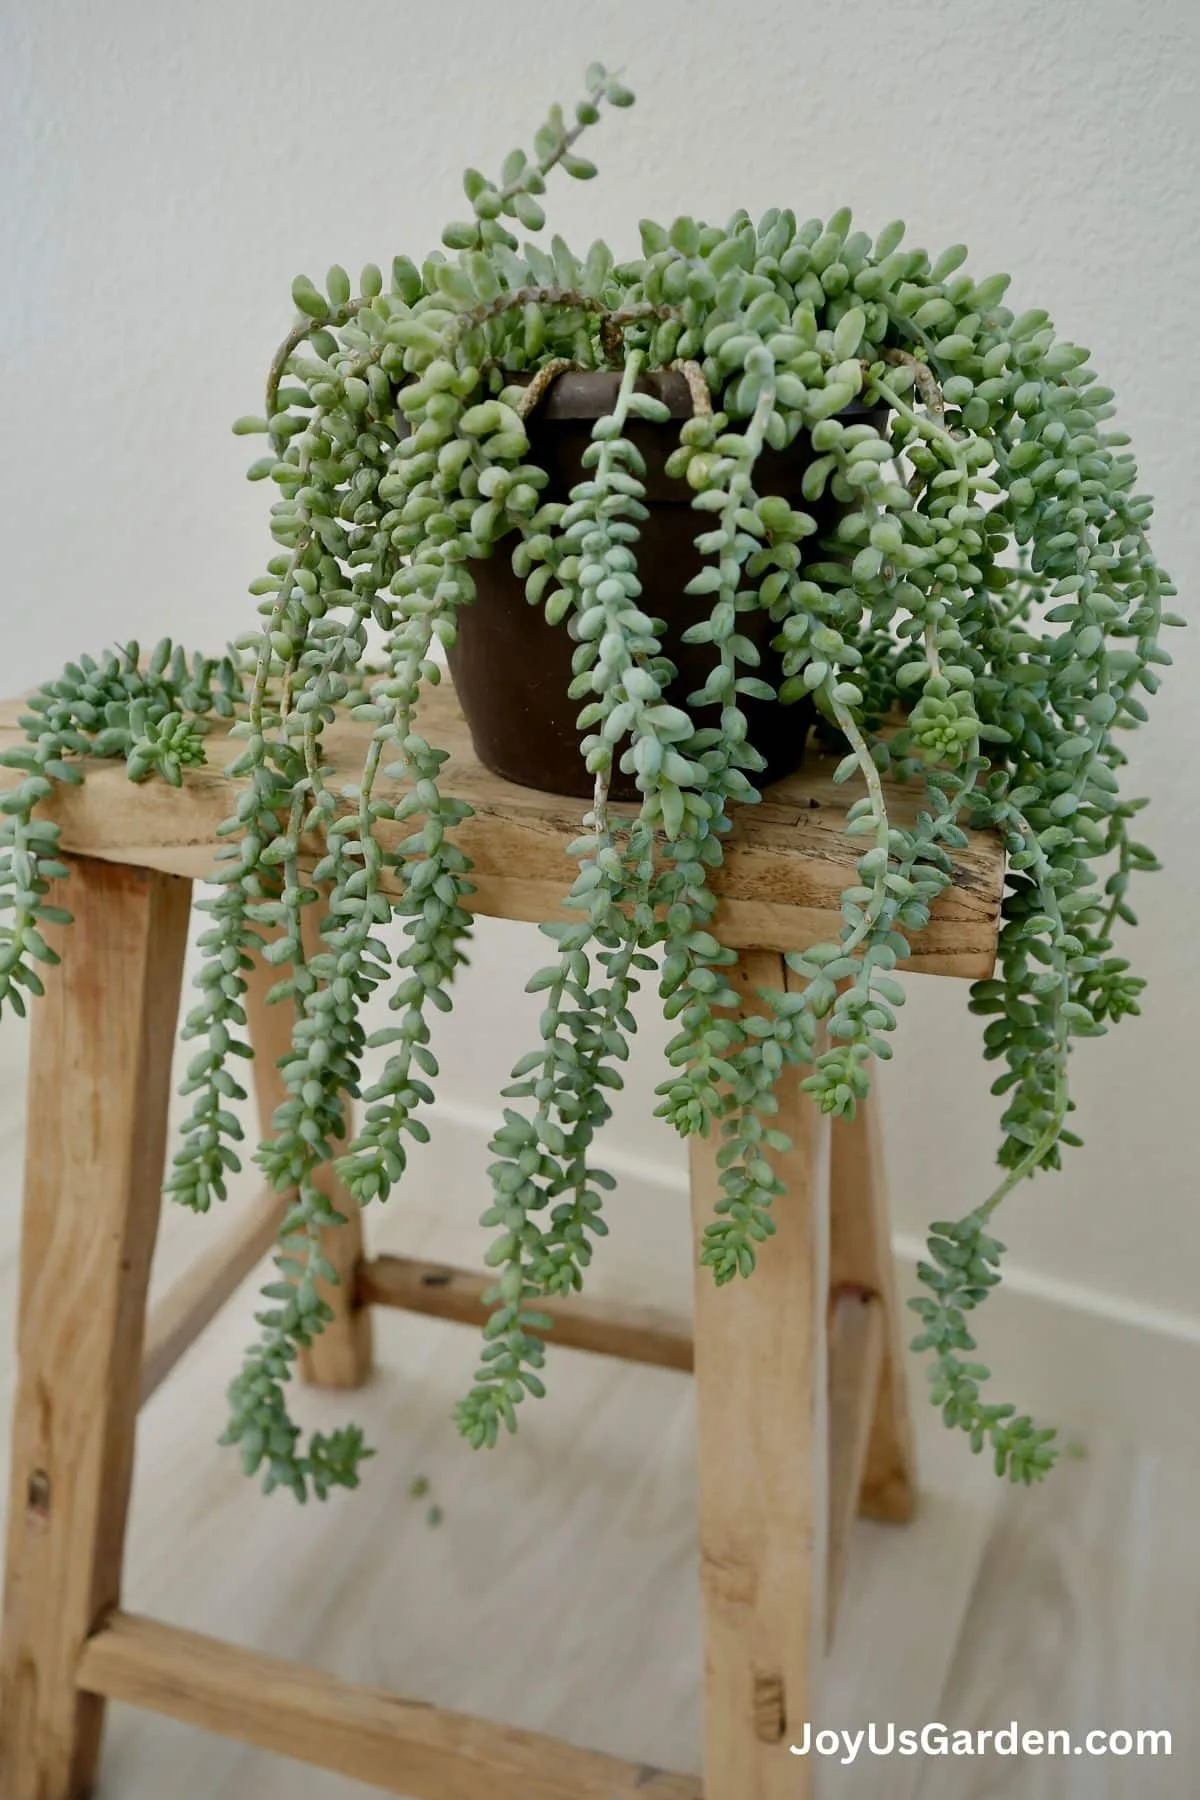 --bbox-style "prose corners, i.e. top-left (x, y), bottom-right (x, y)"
top-left (2, 0), bottom-right (1198, 1326)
